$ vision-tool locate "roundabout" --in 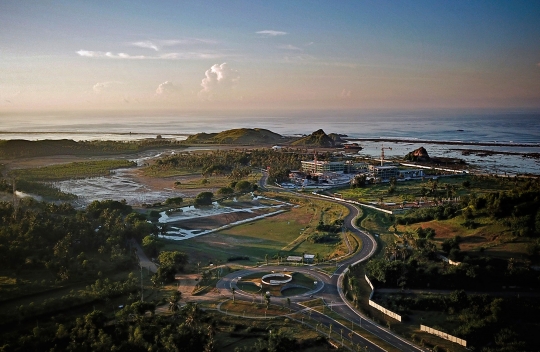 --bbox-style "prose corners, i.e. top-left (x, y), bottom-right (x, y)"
top-left (215, 182), bottom-right (423, 352)
top-left (228, 268), bottom-right (326, 299)
top-left (261, 272), bottom-right (292, 286)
